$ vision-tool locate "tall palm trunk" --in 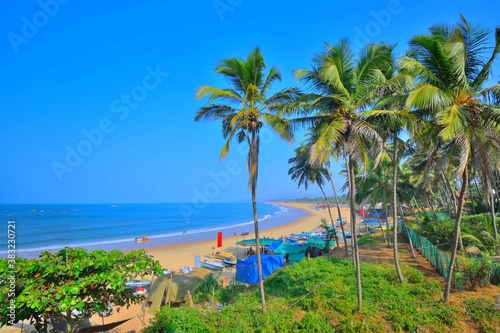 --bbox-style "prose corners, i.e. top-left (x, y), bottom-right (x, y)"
top-left (443, 166), bottom-right (468, 303)
top-left (383, 204), bottom-right (391, 247)
top-left (361, 208), bottom-right (370, 234)
top-left (441, 169), bottom-right (457, 217)
top-left (399, 205), bottom-right (416, 258)
top-left (468, 174), bottom-right (476, 215)
top-left (347, 153), bottom-right (362, 311)
top-left (392, 133), bottom-right (404, 283)
top-left (250, 131), bottom-right (266, 313)
top-left (473, 171), bottom-right (483, 202)
top-left (490, 193), bottom-right (498, 242)
top-left (327, 168), bottom-right (348, 257)
top-left (318, 183), bottom-right (338, 249)
top-left (378, 214), bottom-right (387, 243)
